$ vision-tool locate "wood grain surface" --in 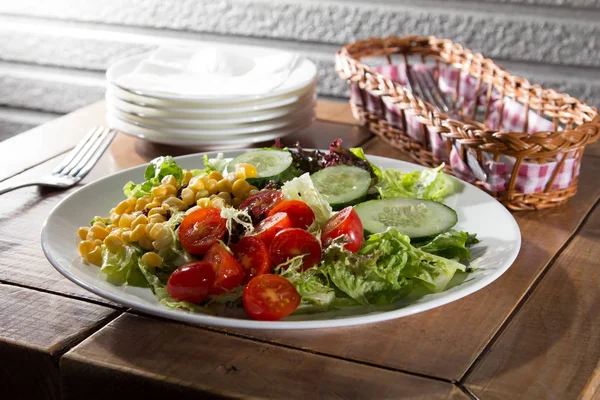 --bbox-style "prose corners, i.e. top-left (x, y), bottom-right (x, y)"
top-left (0, 283), bottom-right (118, 399)
top-left (226, 138), bottom-right (600, 381)
top-left (464, 204), bottom-right (600, 399)
top-left (61, 313), bottom-right (465, 400)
